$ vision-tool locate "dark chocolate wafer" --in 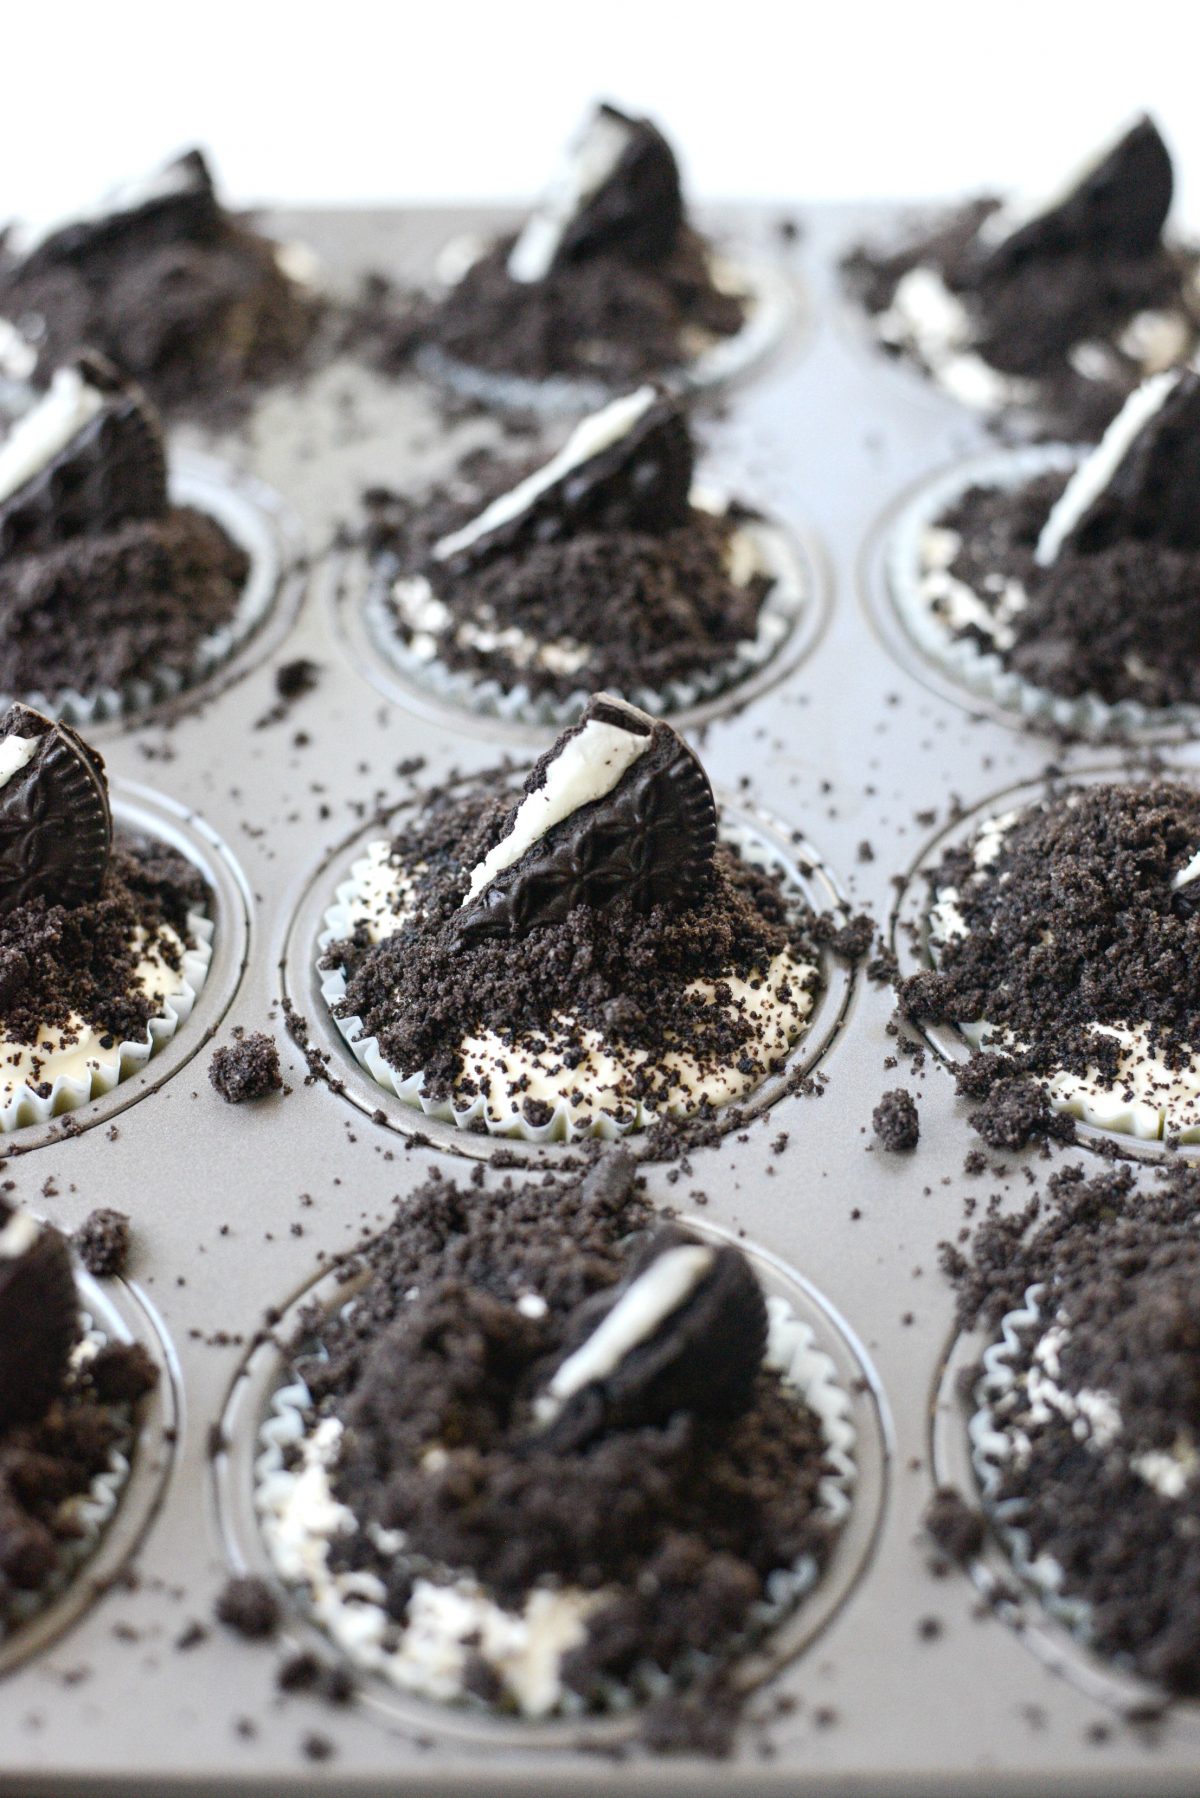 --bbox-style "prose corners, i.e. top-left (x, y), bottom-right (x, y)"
top-left (1053, 369), bottom-right (1200, 555)
top-left (551, 103), bottom-right (684, 272)
top-left (16, 149), bottom-right (220, 277)
top-left (0, 353), bottom-right (168, 559)
top-left (452, 699), bottom-right (717, 945)
top-left (980, 115), bottom-right (1173, 280)
top-left (0, 704), bottom-right (112, 914)
top-left (535, 1224), bottom-right (769, 1453)
top-left (433, 390), bottom-right (694, 574)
